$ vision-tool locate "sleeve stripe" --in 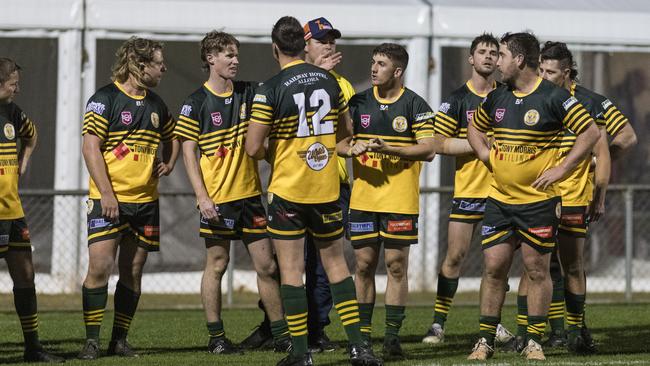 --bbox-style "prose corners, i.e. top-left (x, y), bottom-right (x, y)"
top-left (607, 118), bottom-right (627, 135)
top-left (569, 114), bottom-right (593, 135)
top-left (338, 104), bottom-right (350, 116)
top-left (434, 116), bottom-right (457, 131)
top-left (435, 112), bottom-right (458, 126)
top-left (178, 115), bottom-right (200, 125)
top-left (562, 104), bottom-right (582, 124)
top-left (434, 123), bottom-right (455, 137)
top-left (254, 104), bottom-right (273, 111)
top-left (174, 130), bottom-right (198, 142)
top-left (176, 120), bottom-right (200, 132)
top-left (473, 107), bottom-right (491, 132)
